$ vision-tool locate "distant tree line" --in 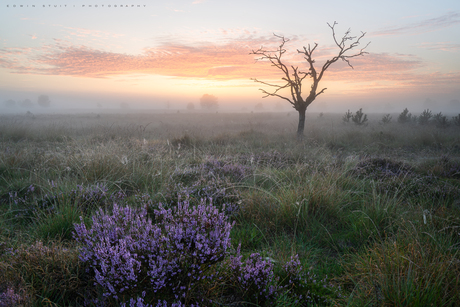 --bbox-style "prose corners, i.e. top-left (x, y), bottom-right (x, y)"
top-left (2, 95), bottom-right (50, 108)
top-left (342, 107), bottom-right (460, 128)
